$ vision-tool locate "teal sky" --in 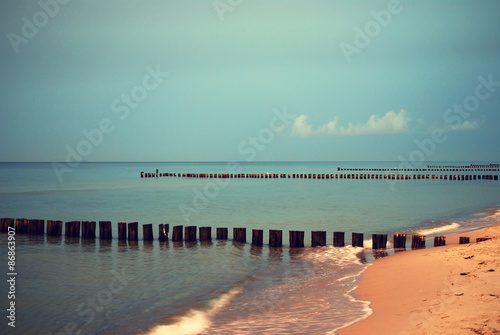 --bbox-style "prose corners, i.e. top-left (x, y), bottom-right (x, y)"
top-left (1, 0), bottom-right (499, 163)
